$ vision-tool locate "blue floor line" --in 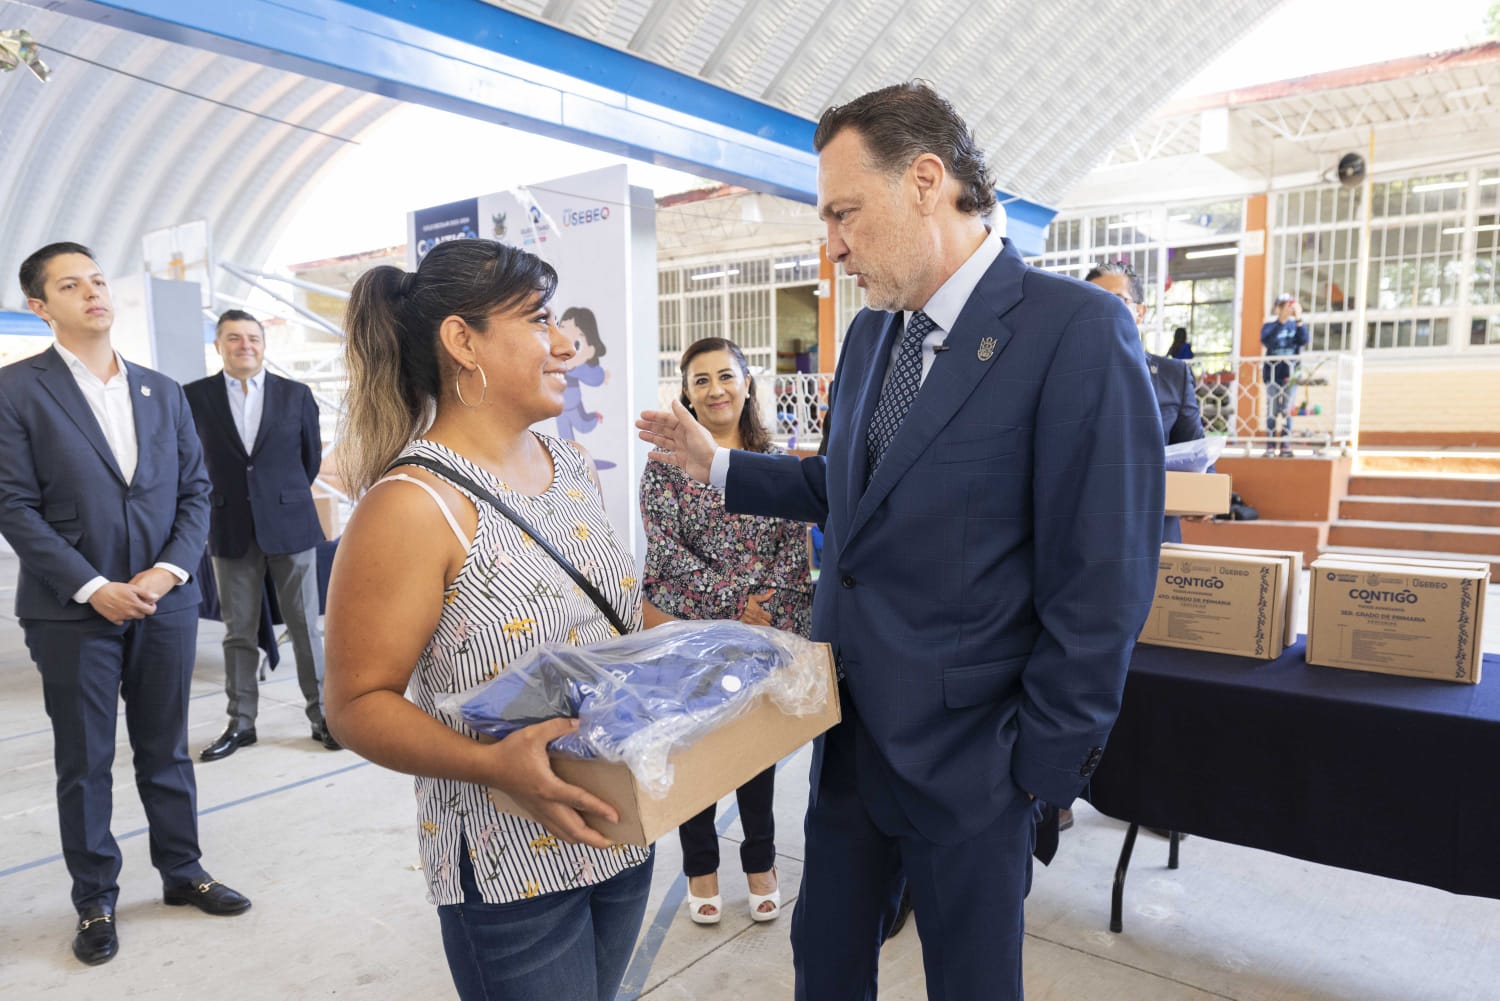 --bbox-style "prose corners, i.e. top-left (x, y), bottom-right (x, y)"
top-left (0, 759), bottom-right (370, 880)
top-left (616, 800), bottom-right (742, 1001)
top-left (1, 671), bottom-right (302, 744)
top-left (0, 725), bottom-right (53, 745)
